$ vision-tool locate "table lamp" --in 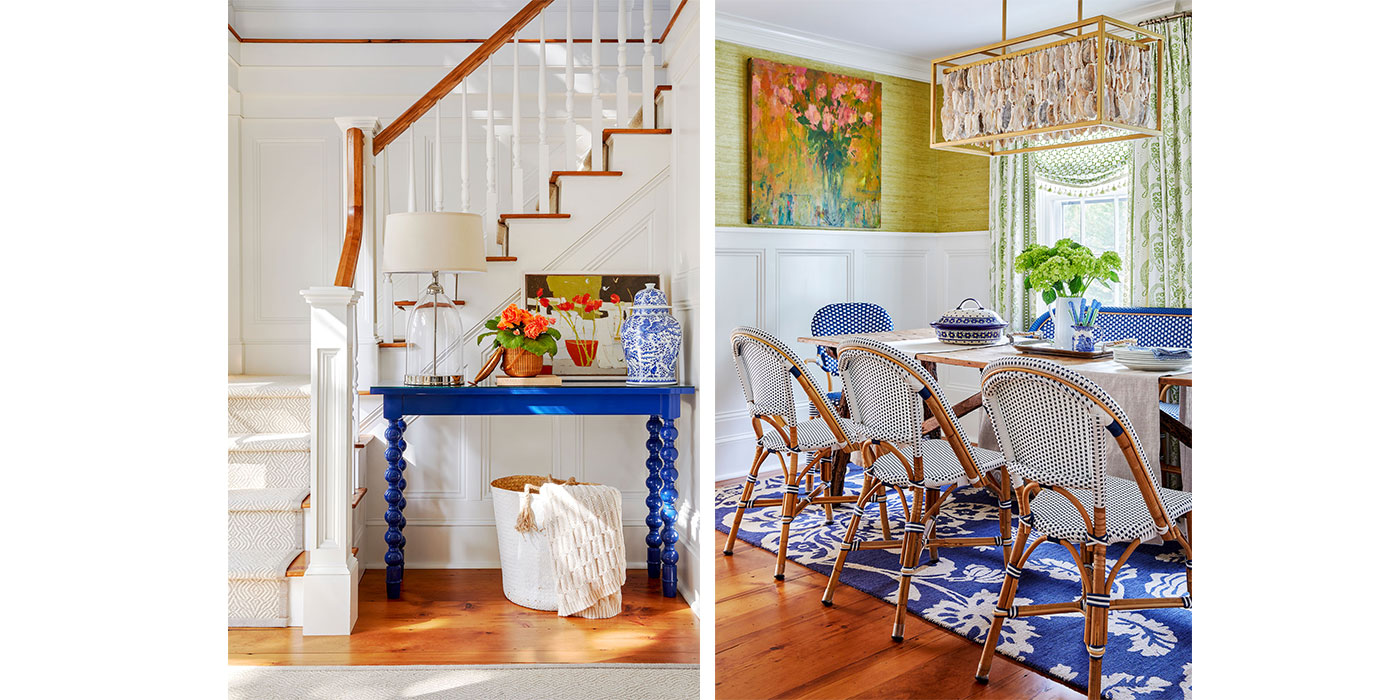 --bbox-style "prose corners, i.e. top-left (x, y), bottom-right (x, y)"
top-left (383, 212), bottom-right (487, 386)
